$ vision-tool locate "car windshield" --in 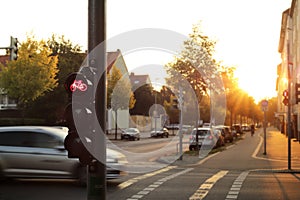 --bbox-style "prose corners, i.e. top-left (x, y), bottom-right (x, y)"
top-left (126, 128), bottom-right (137, 132)
top-left (191, 129), bottom-right (209, 136)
